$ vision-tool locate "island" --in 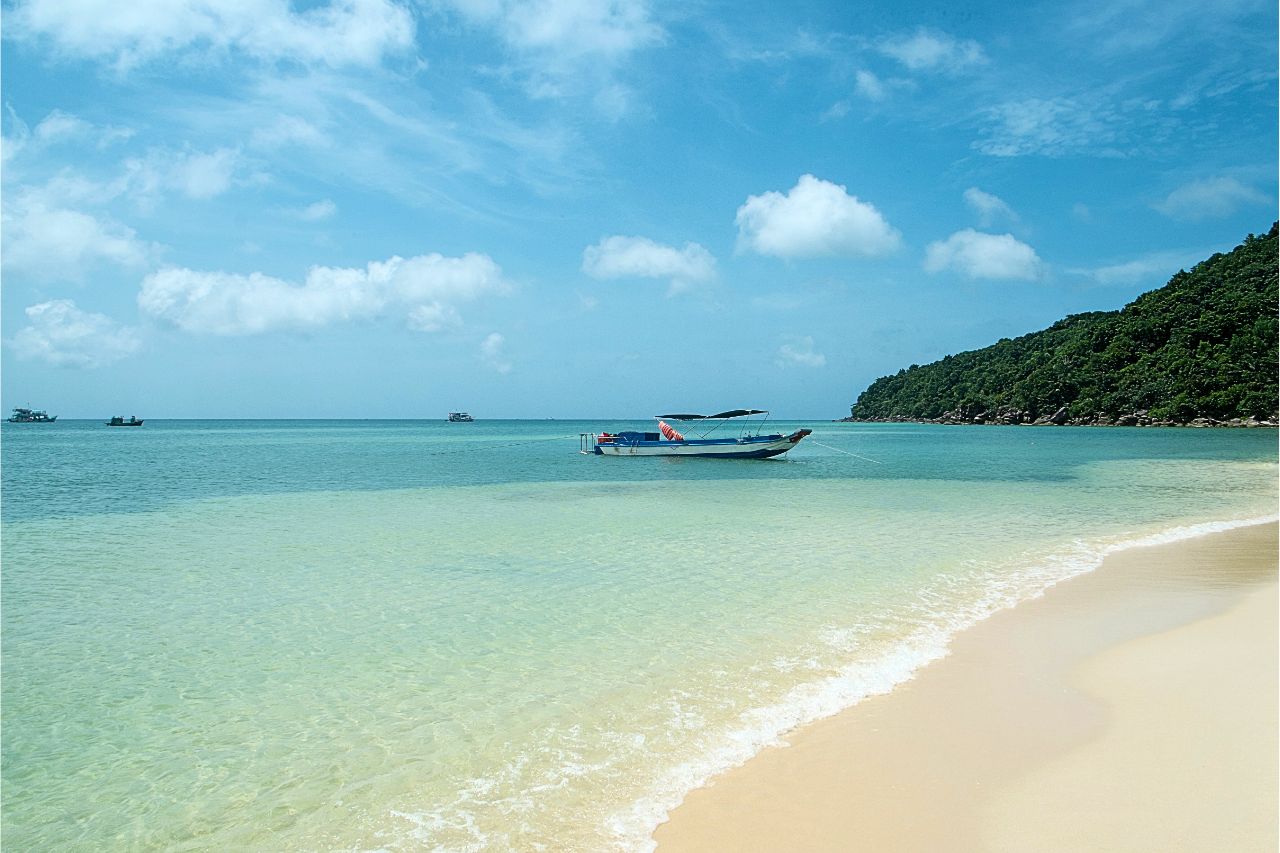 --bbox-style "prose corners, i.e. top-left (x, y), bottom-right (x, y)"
top-left (846, 224), bottom-right (1278, 427)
